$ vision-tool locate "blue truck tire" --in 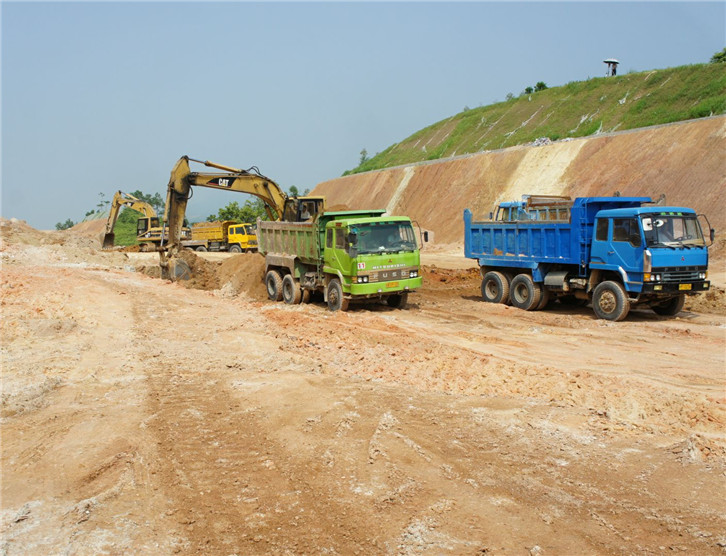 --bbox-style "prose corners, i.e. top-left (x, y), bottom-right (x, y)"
top-left (592, 281), bottom-right (630, 321)
top-left (481, 271), bottom-right (511, 304)
top-left (652, 294), bottom-right (685, 316)
top-left (510, 274), bottom-right (542, 311)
